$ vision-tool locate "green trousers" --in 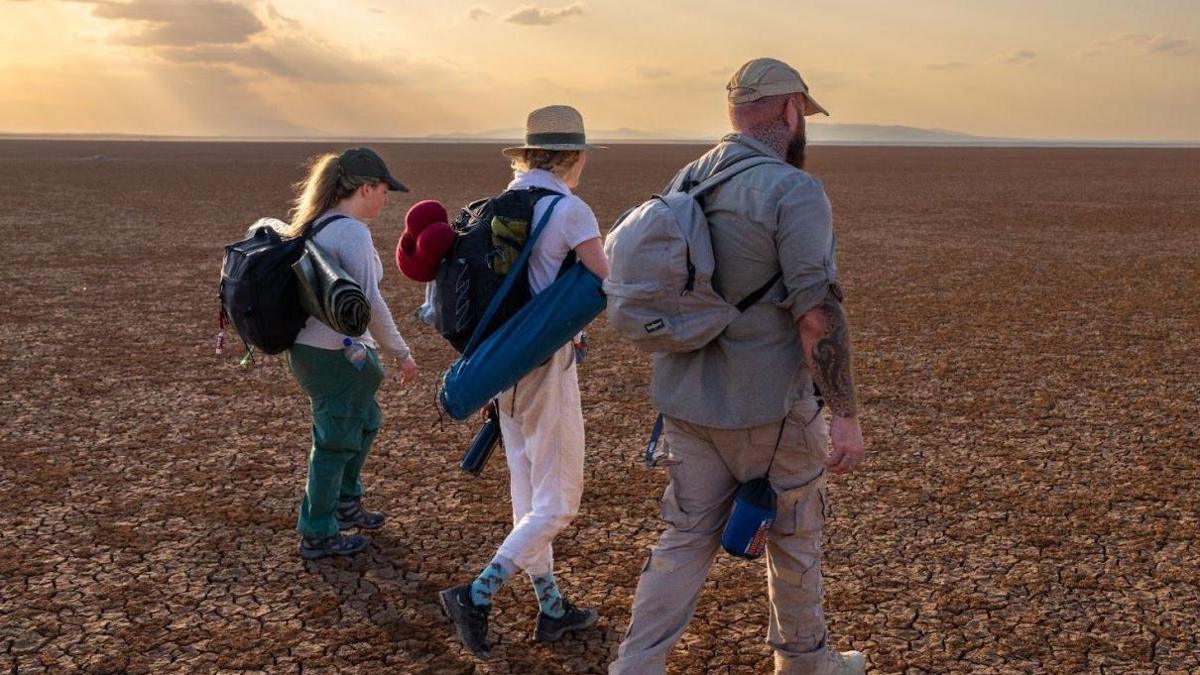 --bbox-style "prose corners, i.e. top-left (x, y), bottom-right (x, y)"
top-left (287, 343), bottom-right (384, 539)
